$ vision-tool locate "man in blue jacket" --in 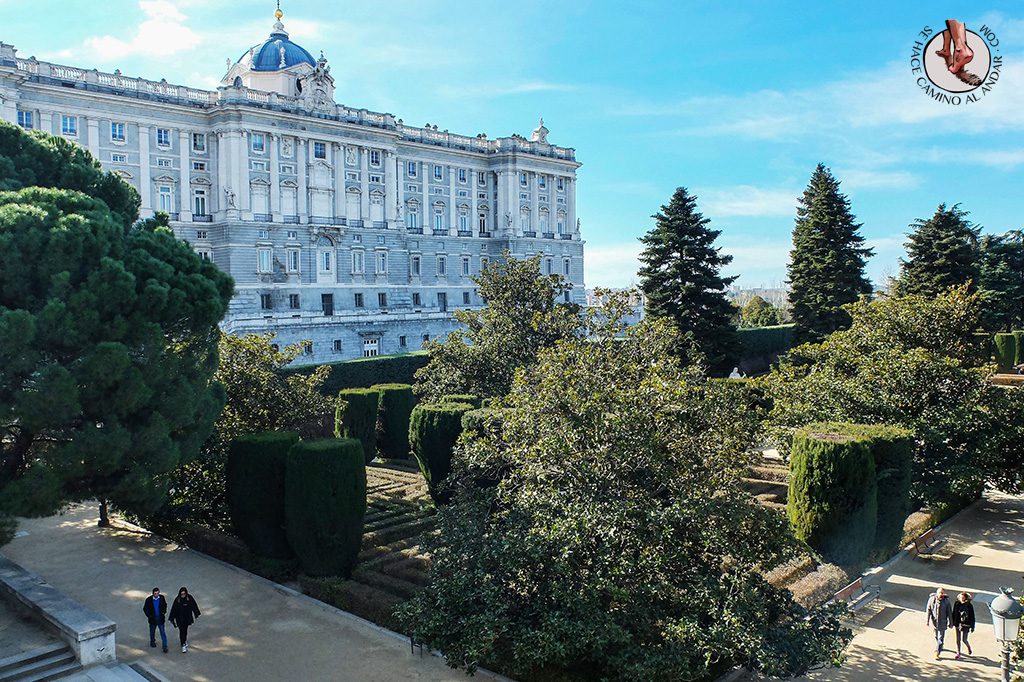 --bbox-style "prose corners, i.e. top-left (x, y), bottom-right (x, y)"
top-left (925, 586), bottom-right (954, 660)
top-left (143, 587), bottom-right (169, 653)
